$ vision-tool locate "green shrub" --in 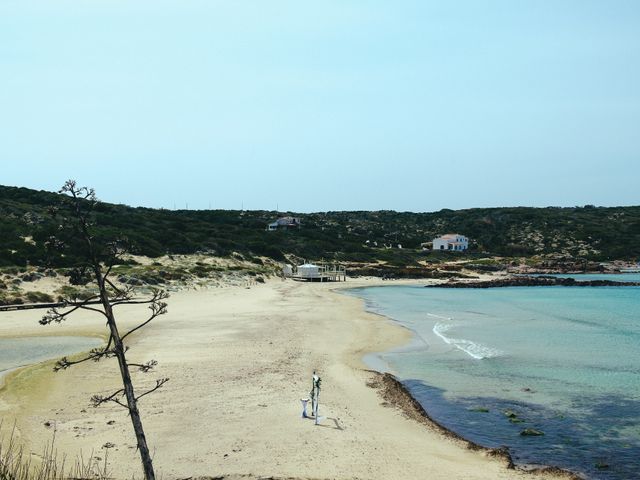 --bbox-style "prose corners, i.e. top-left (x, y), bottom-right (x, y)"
top-left (24, 291), bottom-right (55, 303)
